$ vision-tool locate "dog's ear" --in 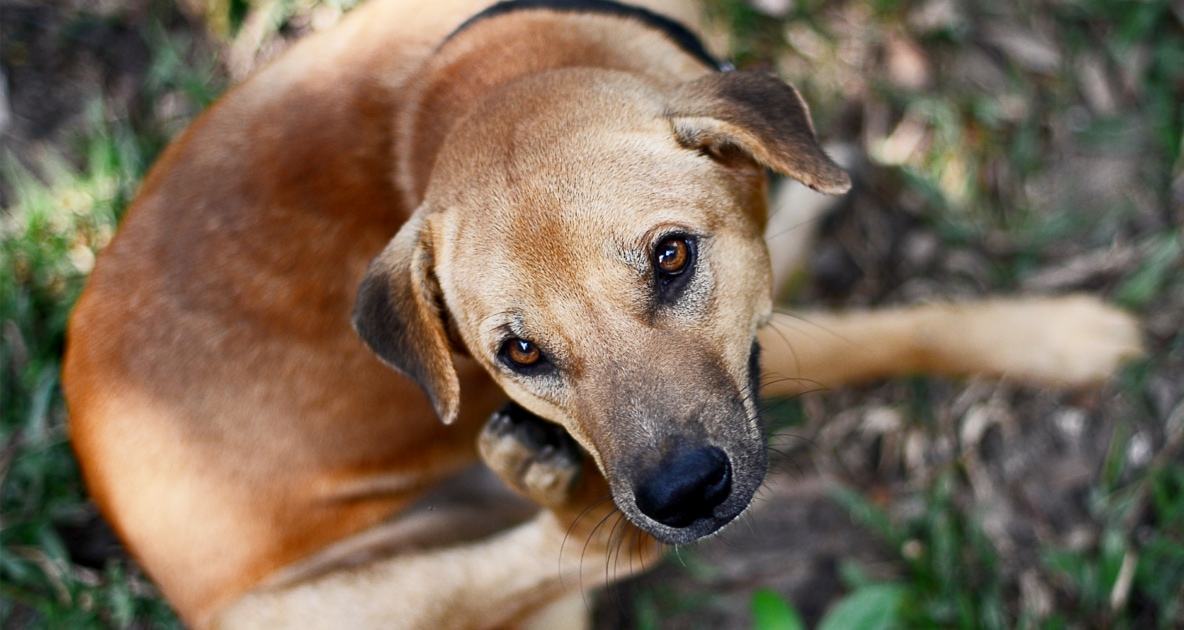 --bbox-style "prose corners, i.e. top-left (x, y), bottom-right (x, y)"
top-left (667, 71), bottom-right (851, 195)
top-left (353, 211), bottom-right (460, 425)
